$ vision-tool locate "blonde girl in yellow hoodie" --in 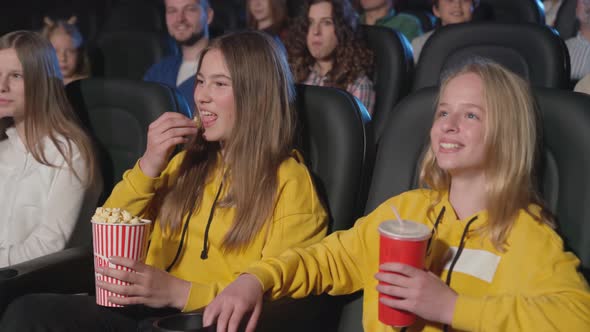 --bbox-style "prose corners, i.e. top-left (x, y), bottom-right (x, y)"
top-left (0, 30), bottom-right (327, 331)
top-left (204, 59), bottom-right (590, 332)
